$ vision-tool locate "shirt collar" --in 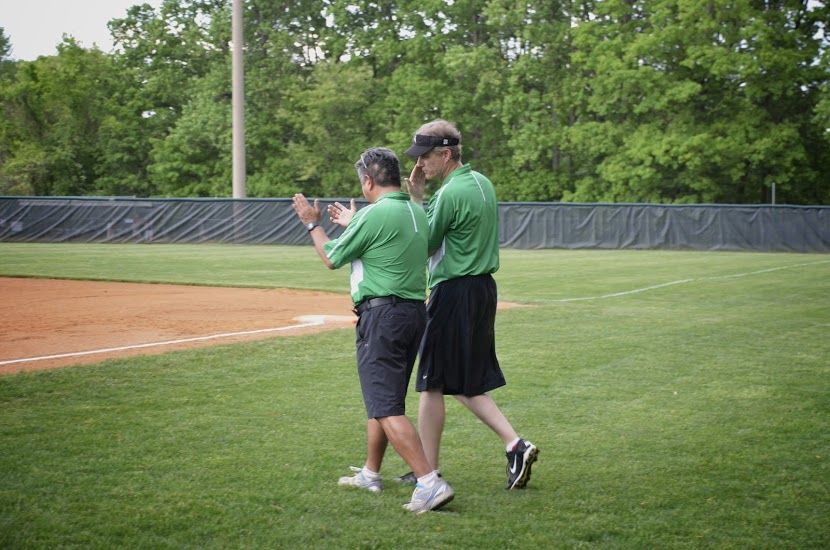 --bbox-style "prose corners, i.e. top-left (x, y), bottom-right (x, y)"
top-left (375, 190), bottom-right (409, 203)
top-left (443, 163), bottom-right (471, 185)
